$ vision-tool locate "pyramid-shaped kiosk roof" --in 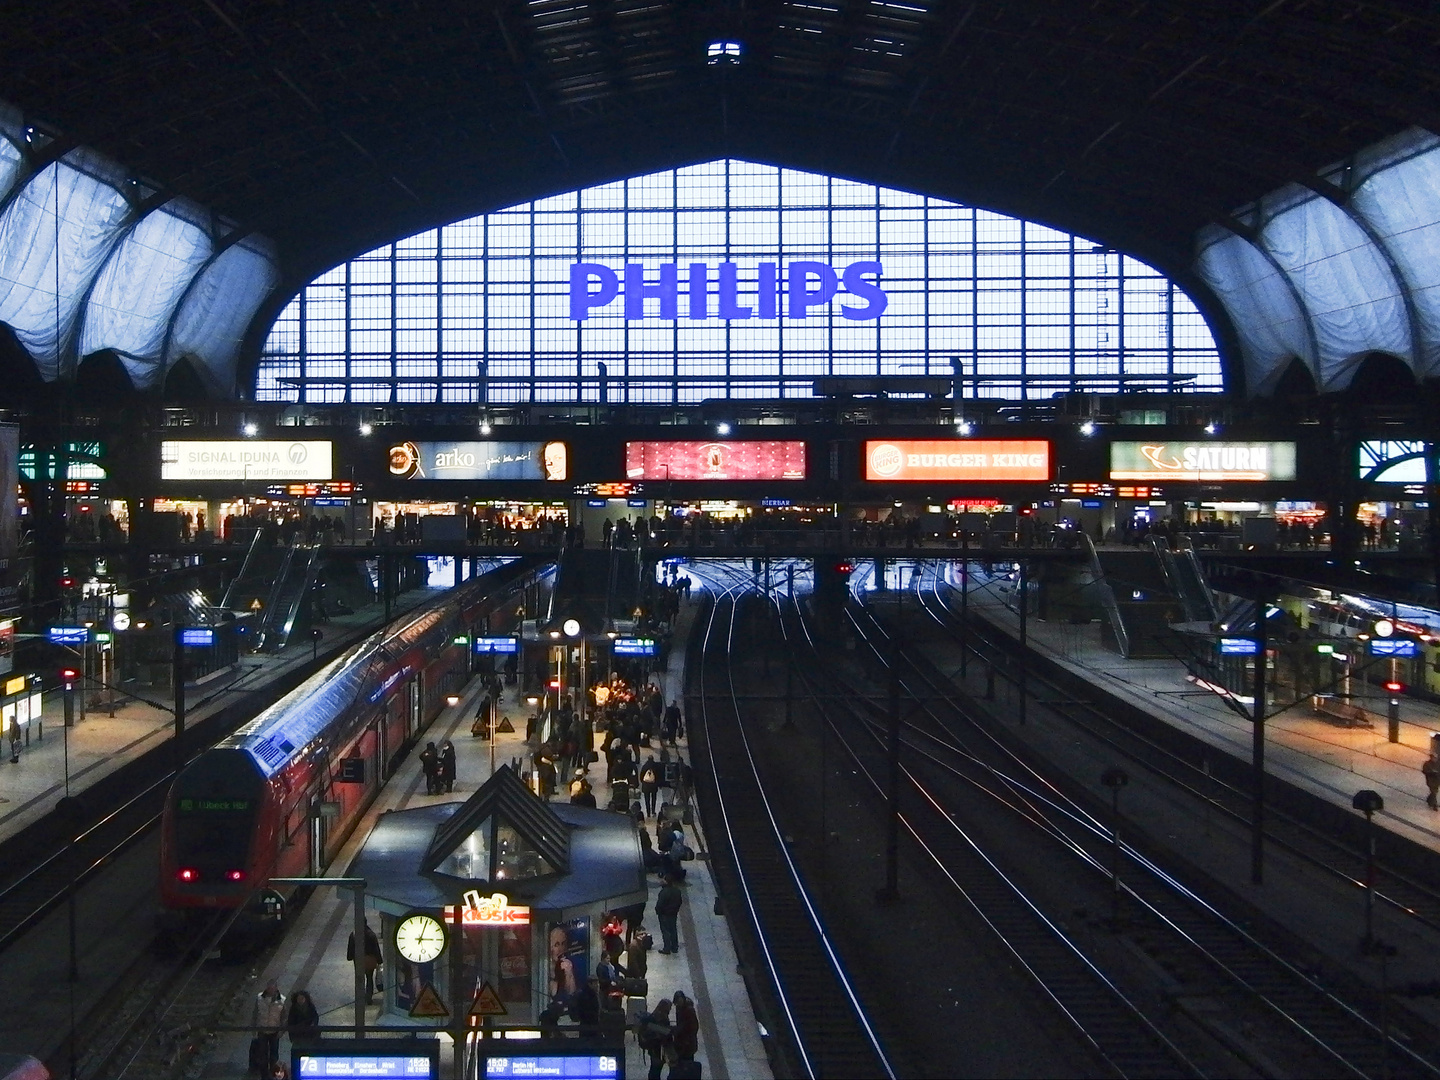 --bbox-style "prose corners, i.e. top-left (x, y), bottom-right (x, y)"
top-left (351, 764), bottom-right (647, 915)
